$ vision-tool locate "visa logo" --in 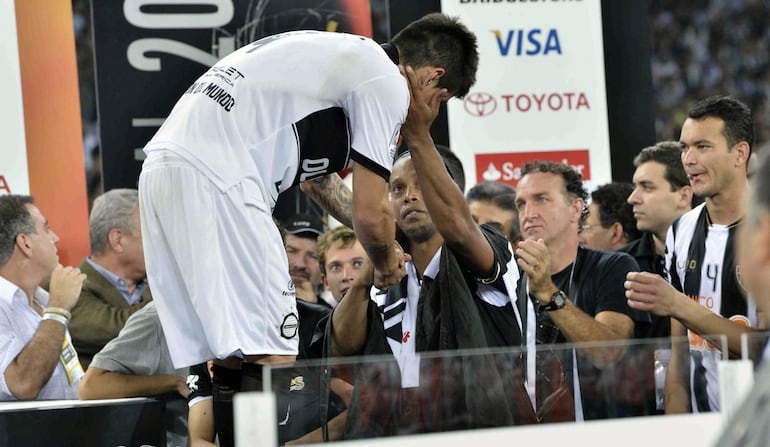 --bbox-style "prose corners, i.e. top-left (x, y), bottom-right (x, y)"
top-left (491, 29), bottom-right (562, 56)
